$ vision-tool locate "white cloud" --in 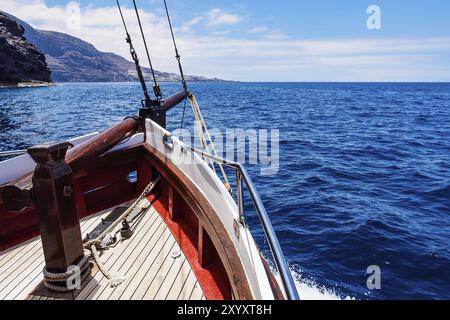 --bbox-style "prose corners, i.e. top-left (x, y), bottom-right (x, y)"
top-left (209, 30), bottom-right (231, 36)
top-left (0, 0), bottom-right (177, 71)
top-left (1, 0), bottom-right (449, 82)
top-left (247, 26), bottom-right (269, 34)
top-left (180, 8), bottom-right (242, 33)
top-left (180, 16), bottom-right (202, 33)
top-left (205, 8), bottom-right (242, 27)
